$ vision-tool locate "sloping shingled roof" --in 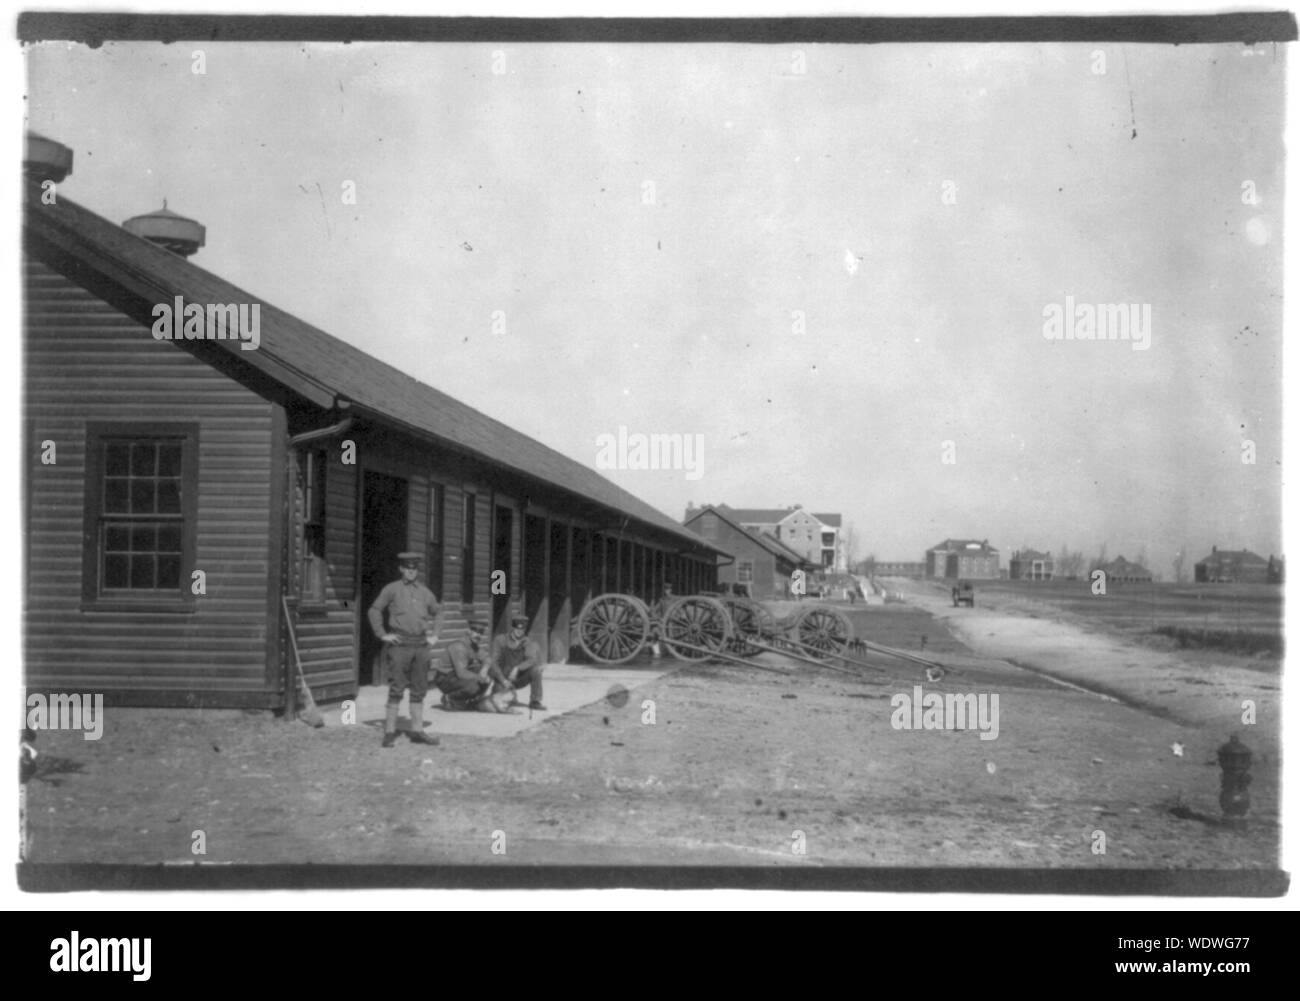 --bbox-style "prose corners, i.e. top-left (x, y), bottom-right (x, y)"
top-left (721, 505), bottom-right (841, 528)
top-left (683, 505), bottom-right (814, 566)
top-left (758, 531), bottom-right (814, 565)
top-left (1196, 549), bottom-right (1268, 567)
top-left (722, 506), bottom-right (792, 524)
top-left (1099, 556), bottom-right (1152, 577)
top-left (25, 188), bottom-right (726, 556)
top-left (930, 538), bottom-right (999, 555)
